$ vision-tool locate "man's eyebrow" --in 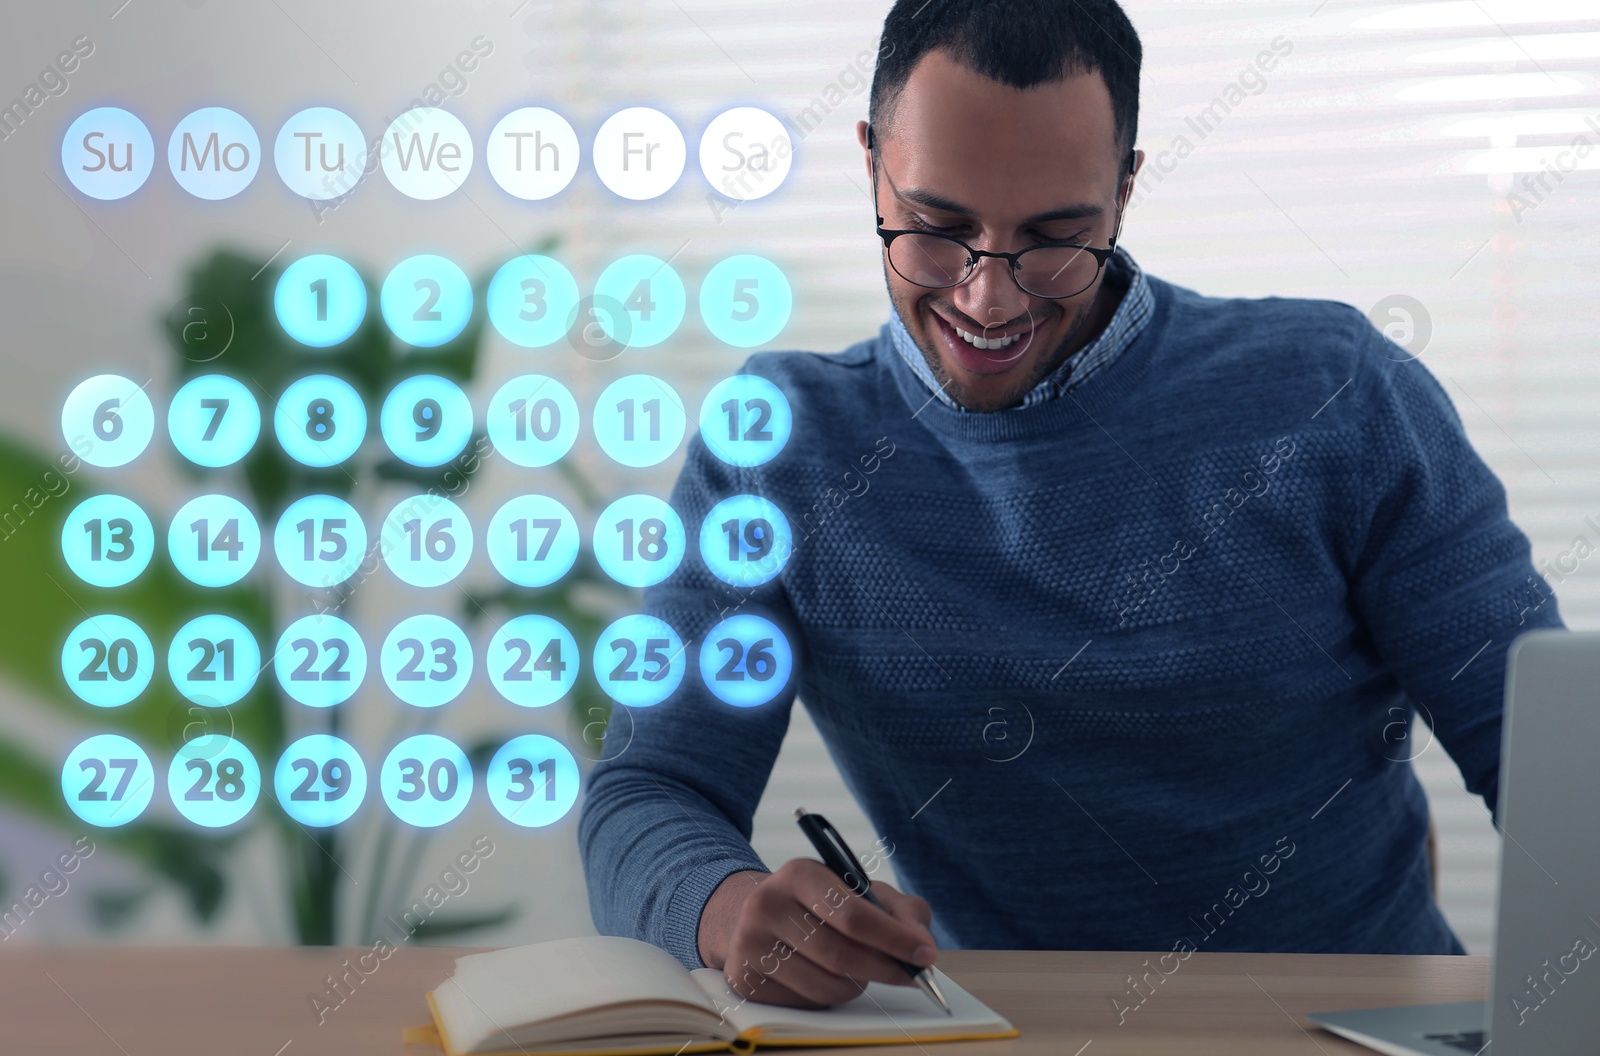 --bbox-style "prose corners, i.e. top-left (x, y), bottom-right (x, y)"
top-left (1024, 203), bottom-right (1104, 224)
top-left (892, 186), bottom-right (1104, 225)
top-left (894, 186), bottom-right (975, 215)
